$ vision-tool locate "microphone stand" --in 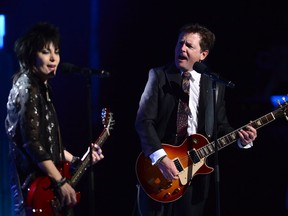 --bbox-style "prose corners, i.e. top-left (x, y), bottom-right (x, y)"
top-left (84, 73), bottom-right (96, 216)
top-left (210, 75), bottom-right (234, 216)
top-left (194, 62), bottom-right (234, 216)
top-left (212, 80), bottom-right (221, 216)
